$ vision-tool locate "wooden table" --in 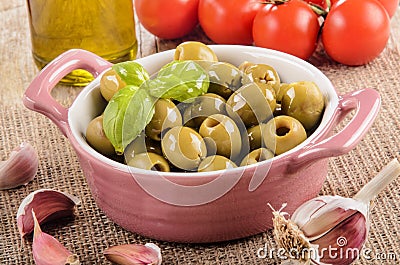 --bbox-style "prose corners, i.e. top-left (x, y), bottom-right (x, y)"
top-left (1, 1), bottom-right (400, 264)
